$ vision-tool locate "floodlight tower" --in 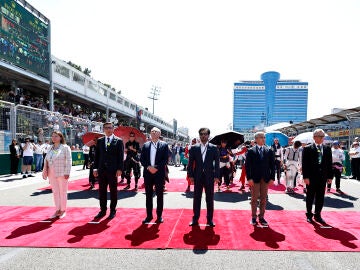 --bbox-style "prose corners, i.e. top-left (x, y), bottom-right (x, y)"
top-left (148, 85), bottom-right (161, 114)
